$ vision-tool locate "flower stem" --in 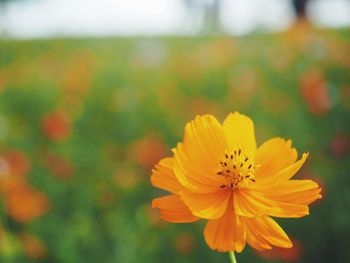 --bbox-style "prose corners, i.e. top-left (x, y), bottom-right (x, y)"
top-left (228, 251), bottom-right (237, 263)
